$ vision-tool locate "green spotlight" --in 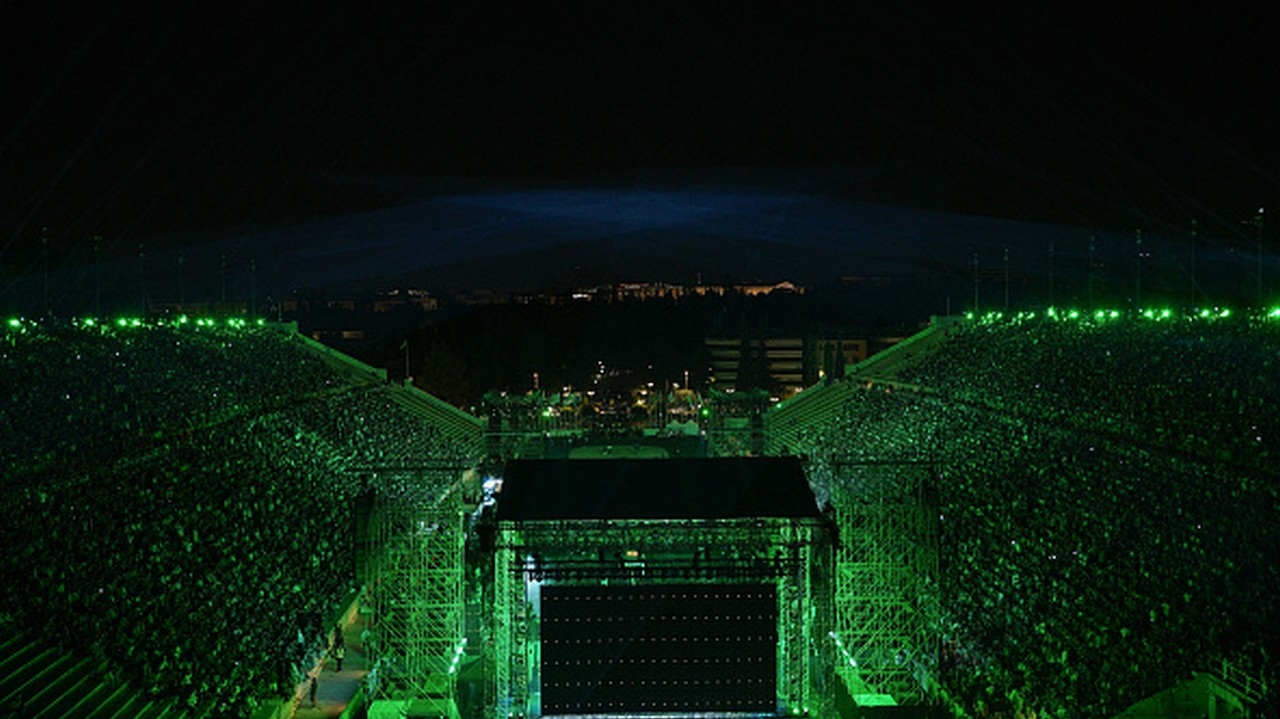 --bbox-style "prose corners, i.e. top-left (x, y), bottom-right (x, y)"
top-left (5, 318), bottom-right (20, 329)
